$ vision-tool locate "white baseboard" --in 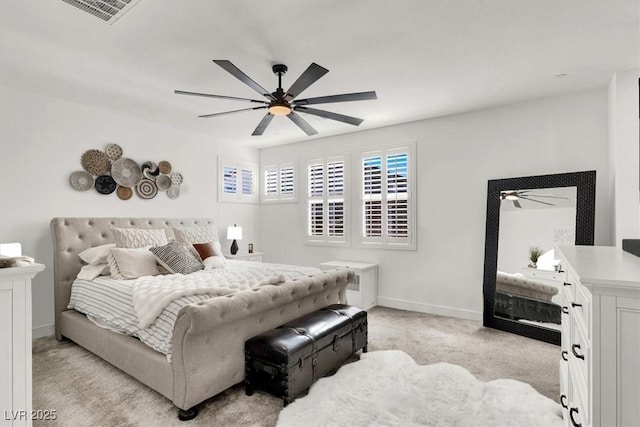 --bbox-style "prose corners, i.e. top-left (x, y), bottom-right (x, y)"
top-left (33, 323), bottom-right (55, 339)
top-left (376, 297), bottom-right (482, 322)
